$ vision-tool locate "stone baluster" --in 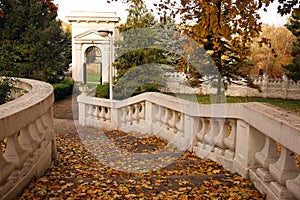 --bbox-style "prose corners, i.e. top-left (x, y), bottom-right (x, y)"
top-left (104, 107), bottom-right (111, 122)
top-left (28, 123), bottom-right (43, 143)
top-left (224, 119), bottom-right (237, 158)
top-left (204, 118), bottom-right (219, 146)
top-left (268, 147), bottom-right (299, 199)
top-left (36, 118), bottom-right (47, 142)
top-left (152, 104), bottom-right (163, 134)
top-left (132, 104), bottom-right (139, 125)
top-left (218, 119), bottom-right (237, 173)
top-left (153, 104), bottom-right (162, 126)
top-left (167, 110), bottom-right (177, 133)
top-left (92, 105), bottom-right (98, 119)
top-left (287, 174), bottom-right (300, 200)
top-left (0, 150), bottom-right (15, 182)
top-left (120, 107), bottom-right (127, 126)
top-left (126, 106), bottom-right (133, 125)
top-left (4, 133), bottom-right (30, 168)
top-left (97, 106), bottom-right (103, 120)
top-left (163, 108), bottom-right (172, 131)
top-left (19, 127), bottom-right (38, 154)
top-left (196, 118), bottom-right (209, 144)
top-left (193, 118), bottom-right (212, 159)
top-left (175, 112), bottom-right (184, 136)
top-left (138, 102), bottom-right (145, 123)
top-left (93, 105), bottom-right (100, 119)
top-left (255, 136), bottom-right (279, 182)
top-left (41, 110), bottom-right (57, 161)
top-left (214, 118), bottom-right (228, 150)
top-left (41, 110), bottom-right (53, 133)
